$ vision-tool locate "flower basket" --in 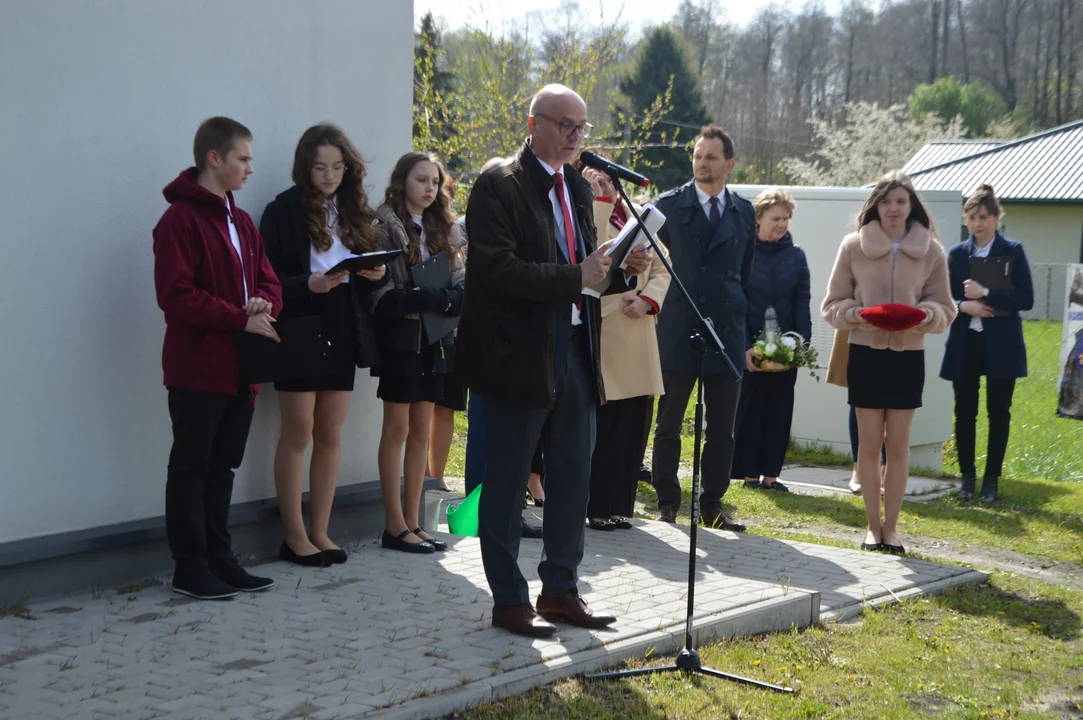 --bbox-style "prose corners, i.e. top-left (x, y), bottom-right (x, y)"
top-left (751, 328), bottom-right (821, 380)
top-left (757, 358), bottom-right (792, 372)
